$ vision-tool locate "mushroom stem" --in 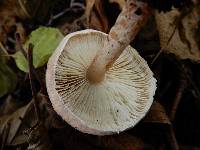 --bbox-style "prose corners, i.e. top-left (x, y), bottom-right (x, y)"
top-left (87, 0), bottom-right (150, 83)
